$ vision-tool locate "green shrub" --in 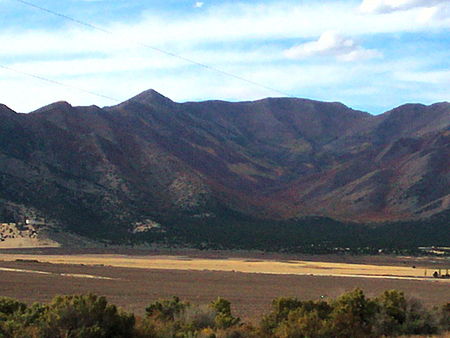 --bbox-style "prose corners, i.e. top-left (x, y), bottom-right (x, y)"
top-left (210, 298), bottom-right (240, 329)
top-left (145, 296), bottom-right (189, 322)
top-left (372, 290), bottom-right (440, 336)
top-left (144, 296), bottom-right (240, 335)
top-left (275, 309), bottom-right (326, 338)
top-left (326, 288), bottom-right (378, 337)
top-left (400, 298), bottom-right (438, 335)
top-left (134, 316), bottom-right (159, 338)
top-left (439, 302), bottom-right (450, 331)
top-left (40, 294), bottom-right (135, 338)
top-left (0, 297), bottom-right (27, 318)
top-left (177, 304), bottom-right (217, 331)
top-left (0, 298), bottom-right (45, 337)
top-left (260, 297), bottom-right (304, 334)
top-left (215, 324), bottom-right (259, 338)
top-left (0, 290), bottom-right (447, 337)
top-left (373, 289), bottom-right (407, 336)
